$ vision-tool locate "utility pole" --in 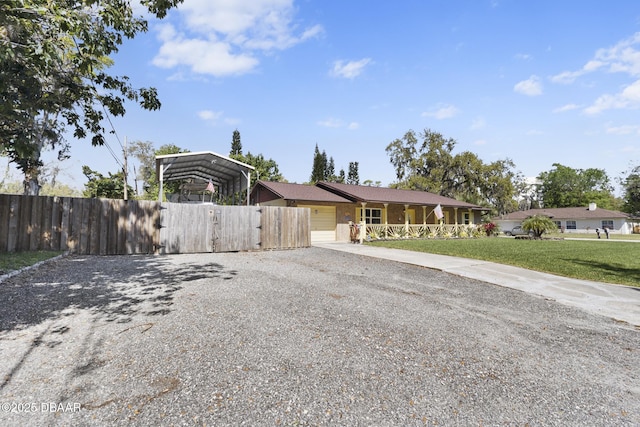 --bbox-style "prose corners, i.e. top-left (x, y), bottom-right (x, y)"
top-left (123, 137), bottom-right (128, 200)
